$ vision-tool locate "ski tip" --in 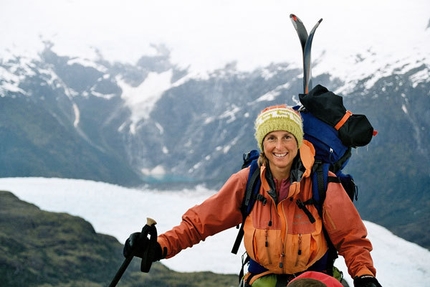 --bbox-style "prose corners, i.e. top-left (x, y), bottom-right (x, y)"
top-left (290, 14), bottom-right (301, 23)
top-left (318, 18), bottom-right (323, 24)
